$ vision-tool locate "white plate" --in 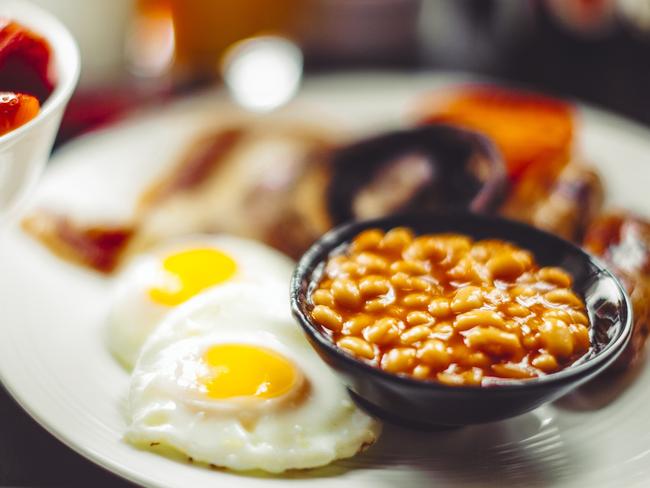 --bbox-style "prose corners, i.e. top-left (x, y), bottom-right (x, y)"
top-left (1, 72), bottom-right (650, 488)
